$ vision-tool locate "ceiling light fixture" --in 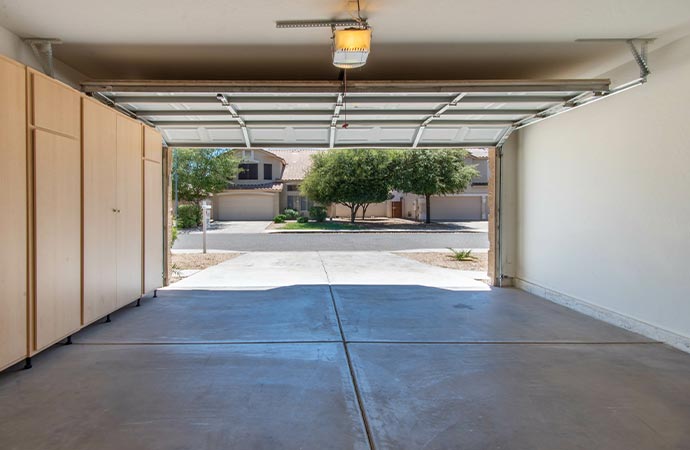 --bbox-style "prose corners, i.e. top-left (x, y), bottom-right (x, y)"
top-left (276, 0), bottom-right (372, 69)
top-left (332, 27), bottom-right (372, 69)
